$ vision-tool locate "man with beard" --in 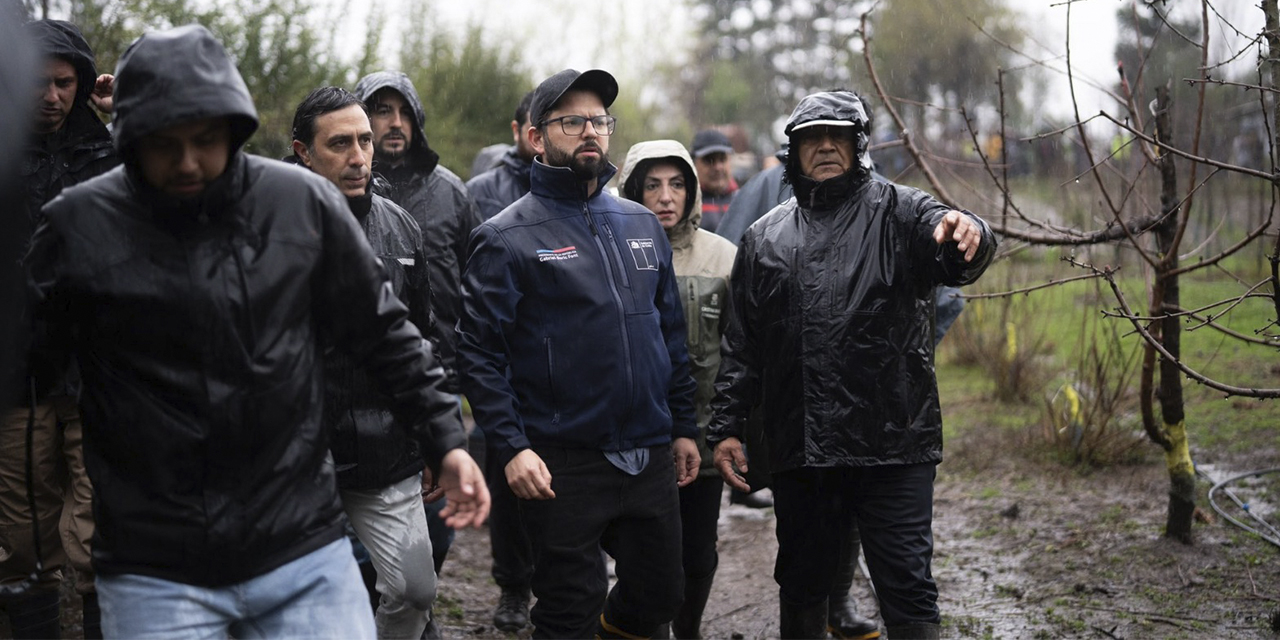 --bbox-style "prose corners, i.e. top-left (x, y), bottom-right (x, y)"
top-left (463, 89), bottom-right (540, 632)
top-left (466, 90), bottom-right (535, 221)
top-left (458, 68), bottom-right (699, 640)
top-left (289, 86), bottom-right (465, 640)
top-left (709, 89), bottom-right (996, 639)
top-left (25, 26), bottom-right (488, 637)
top-left (354, 71), bottom-right (480, 400)
top-left (2, 19), bottom-right (119, 639)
